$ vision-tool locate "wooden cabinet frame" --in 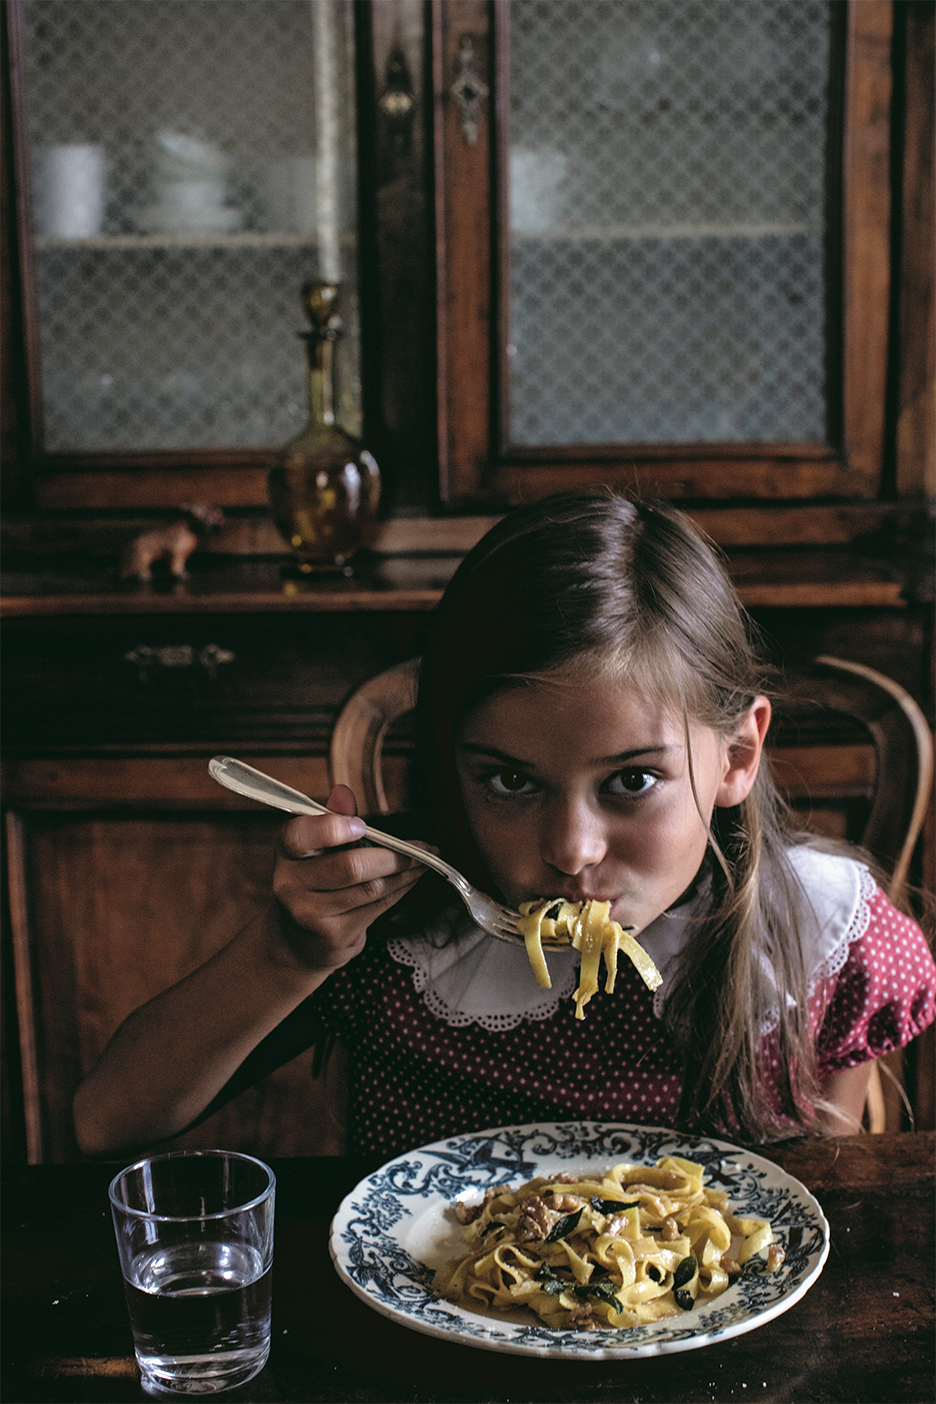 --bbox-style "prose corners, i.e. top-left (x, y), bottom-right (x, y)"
top-left (1, 1), bottom-right (268, 510)
top-left (433, 0), bottom-right (894, 506)
top-left (4, 1), bottom-right (931, 528)
top-left (3, 755), bottom-right (341, 1164)
top-left (2, 0), bottom-right (429, 515)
